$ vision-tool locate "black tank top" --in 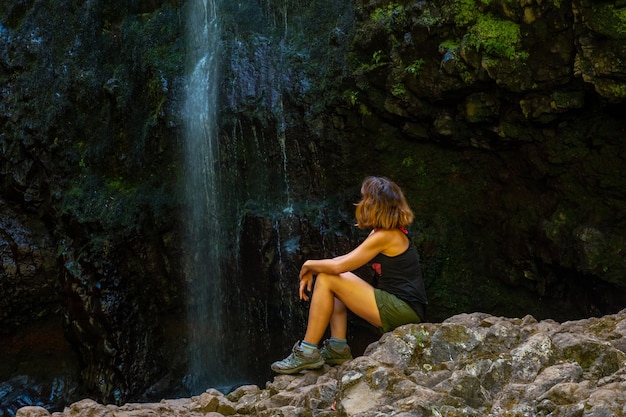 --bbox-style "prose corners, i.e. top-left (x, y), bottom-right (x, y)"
top-left (370, 229), bottom-right (428, 320)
